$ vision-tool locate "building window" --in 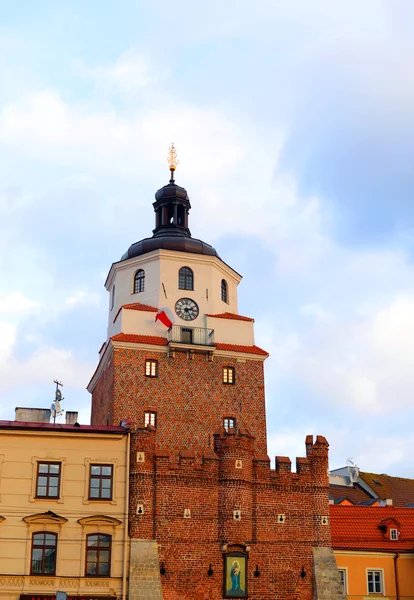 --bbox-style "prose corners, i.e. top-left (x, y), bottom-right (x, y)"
top-left (31, 532), bottom-right (57, 575)
top-left (223, 366), bottom-right (235, 385)
top-left (36, 462), bottom-right (61, 498)
top-left (221, 279), bottom-right (228, 303)
top-left (89, 465), bottom-right (113, 500)
top-left (111, 285), bottom-right (115, 310)
top-left (145, 359), bottom-right (158, 377)
top-left (224, 417), bottom-right (236, 431)
top-left (338, 569), bottom-right (347, 595)
top-left (144, 411), bottom-right (157, 428)
top-left (367, 570), bottom-right (383, 594)
top-left (134, 269), bottom-right (145, 293)
top-left (86, 534), bottom-right (111, 577)
top-left (178, 266), bottom-right (194, 290)
top-left (390, 528), bottom-right (398, 540)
